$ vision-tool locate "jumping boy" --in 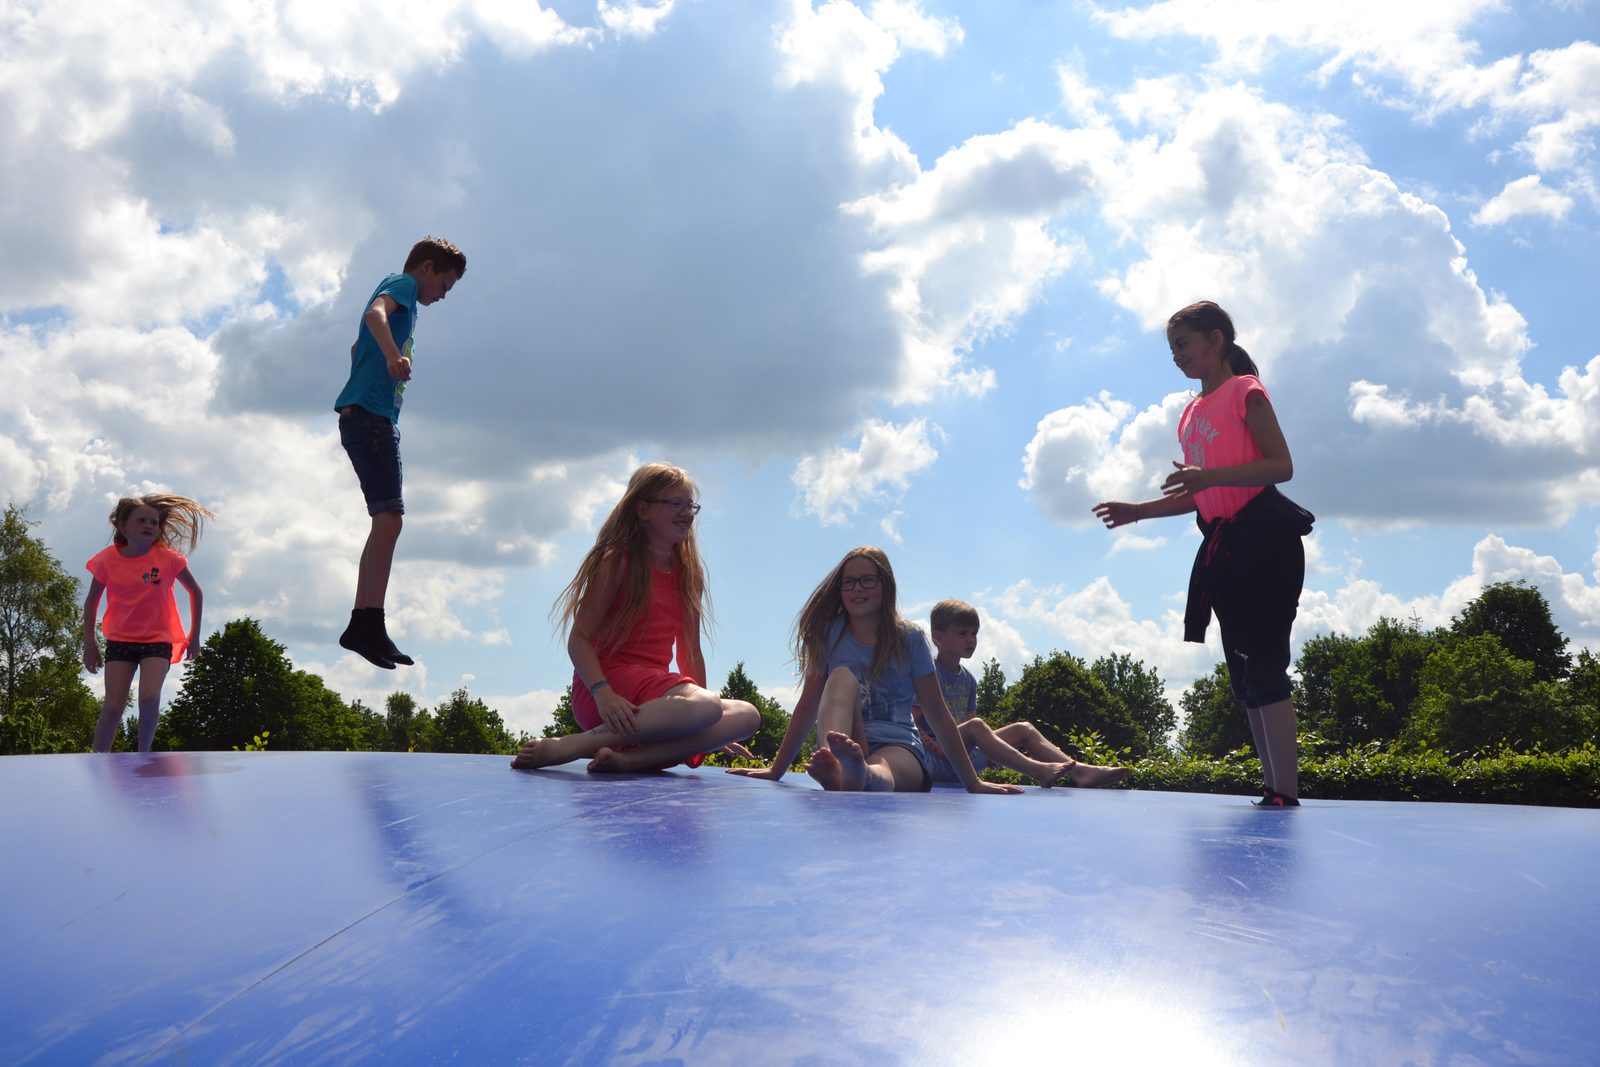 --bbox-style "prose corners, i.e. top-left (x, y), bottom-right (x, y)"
top-left (335, 236), bottom-right (466, 669)
top-left (914, 600), bottom-right (1131, 788)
